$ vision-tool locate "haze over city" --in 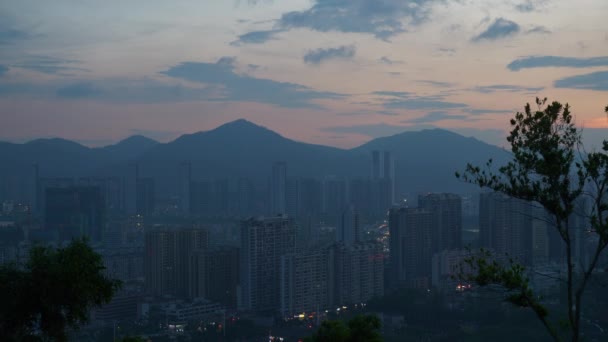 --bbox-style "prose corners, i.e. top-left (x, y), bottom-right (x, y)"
top-left (1, 1), bottom-right (608, 342)
top-left (1, 0), bottom-right (608, 148)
